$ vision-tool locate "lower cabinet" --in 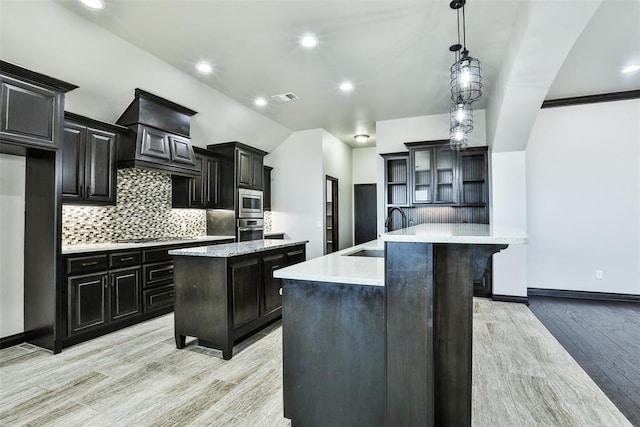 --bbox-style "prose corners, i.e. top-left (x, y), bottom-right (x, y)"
top-left (230, 258), bottom-right (261, 329)
top-left (261, 252), bottom-right (285, 316)
top-left (68, 267), bottom-right (141, 336)
top-left (62, 239), bottom-right (234, 349)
